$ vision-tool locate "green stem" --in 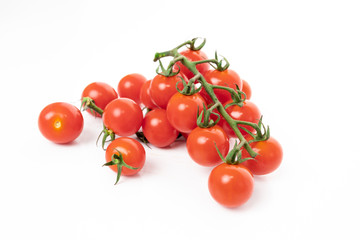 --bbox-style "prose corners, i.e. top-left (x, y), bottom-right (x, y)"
top-left (81, 97), bottom-right (104, 116)
top-left (175, 40), bottom-right (193, 50)
top-left (211, 85), bottom-right (242, 103)
top-left (234, 120), bottom-right (263, 137)
top-left (216, 99), bottom-right (257, 158)
top-left (201, 101), bottom-right (221, 127)
top-left (208, 102), bottom-right (220, 112)
top-left (192, 59), bottom-right (218, 65)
